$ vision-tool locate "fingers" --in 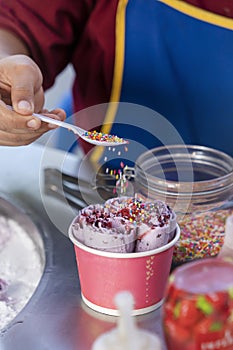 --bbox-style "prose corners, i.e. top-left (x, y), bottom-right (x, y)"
top-left (0, 55), bottom-right (44, 115)
top-left (0, 102), bottom-right (66, 132)
top-left (0, 103), bottom-right (67, 146)
top-left (0, 101), bottom-right (41, 131)
top-left (11, 71), bottom-right (43, 115)
top-left (0, 129), bottom-right (46, 146)
top-left (43, 108), bottom-right (67, 122)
